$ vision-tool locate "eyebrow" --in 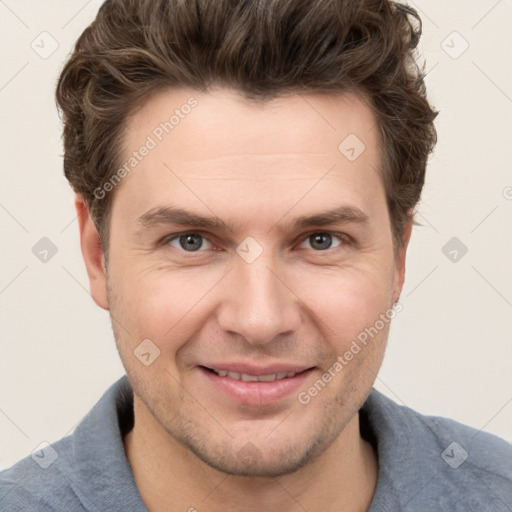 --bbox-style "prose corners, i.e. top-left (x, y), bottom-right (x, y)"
top-left (135, 204), bottom-right (370, 233)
